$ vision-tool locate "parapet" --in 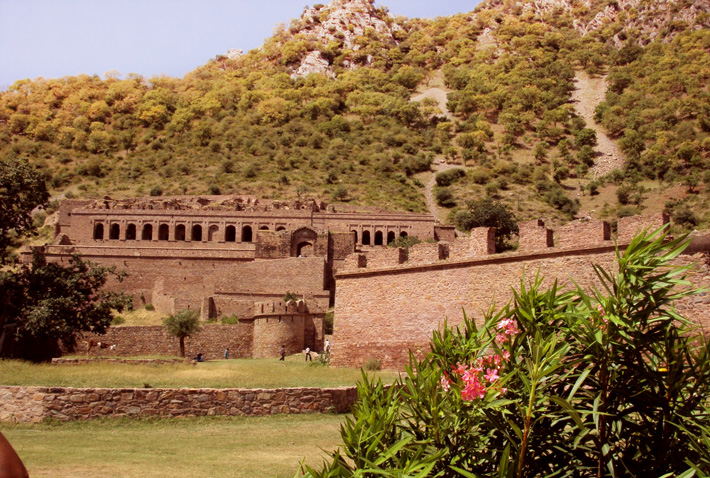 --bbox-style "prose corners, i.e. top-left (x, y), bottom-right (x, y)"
top-left (448, 227), bottom-right (496, 259)
top-left (338, 214), bottom-right (674, 274)
top-left (555, 219), bottom-right (611, 249)
top-left (617, 213), bottom-right (669, 243)
top-left (253, 299), bottom-right (309, 317)
top-left (518, 220), bottom-right (554, 253)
